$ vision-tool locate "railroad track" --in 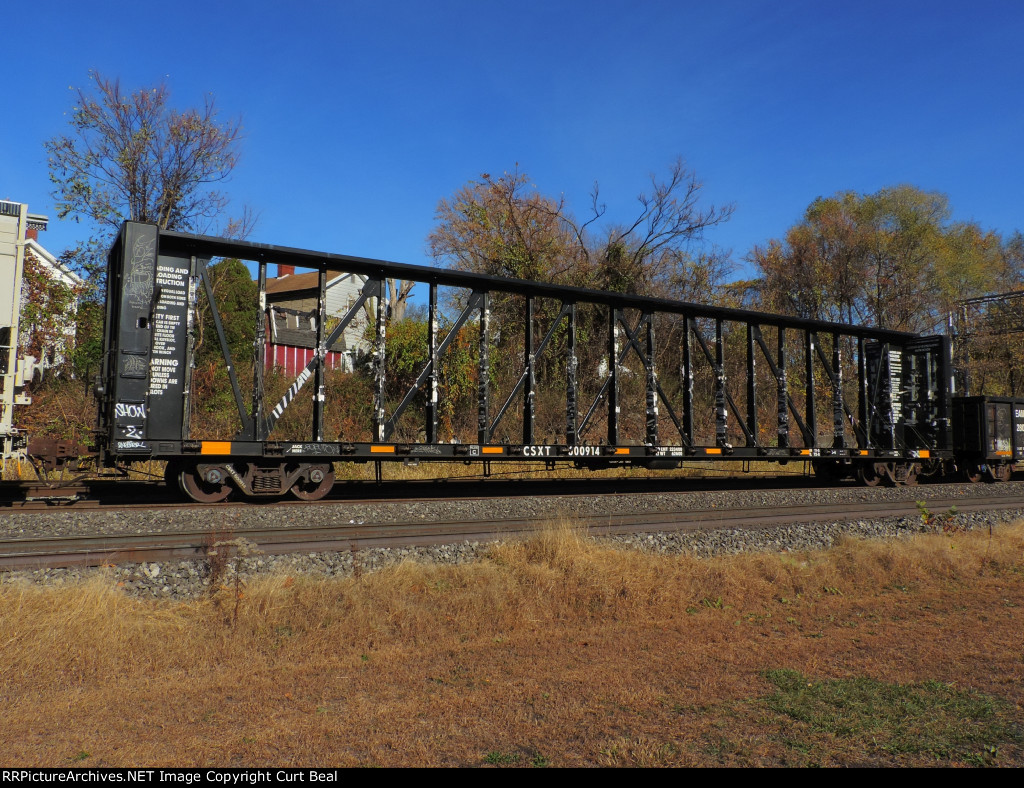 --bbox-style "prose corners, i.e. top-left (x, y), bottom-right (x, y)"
top-left (3, 493), bottom-right (1023, 571)
top-left (0, 473), bottom-right (824, 512)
